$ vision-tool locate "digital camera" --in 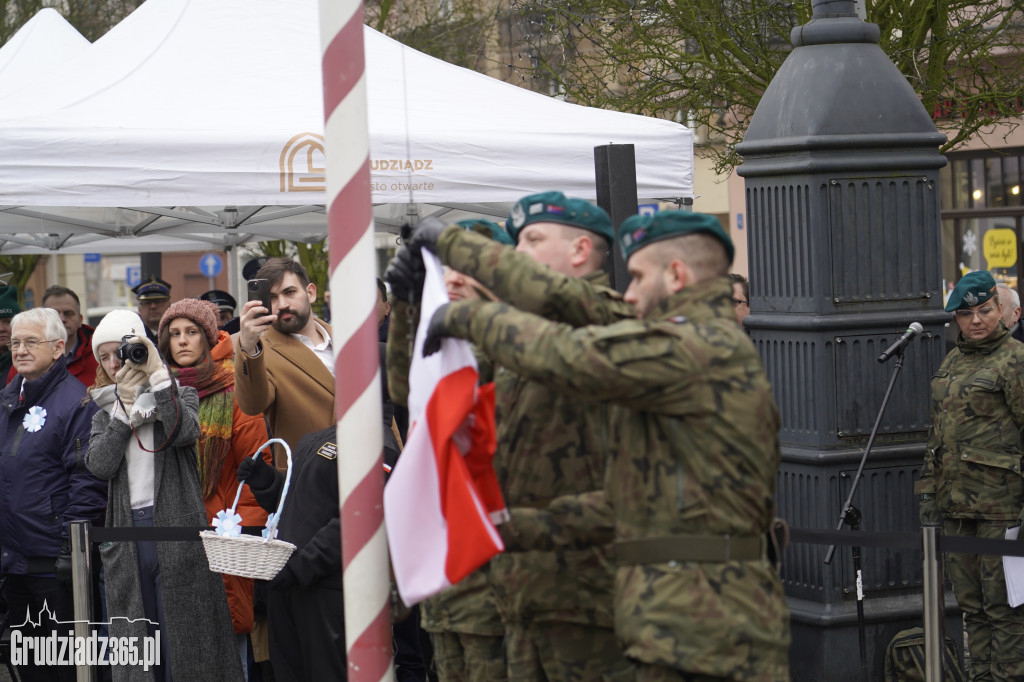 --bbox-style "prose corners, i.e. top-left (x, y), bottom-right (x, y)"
top-left (117, 335), bottom-right (148, 365)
